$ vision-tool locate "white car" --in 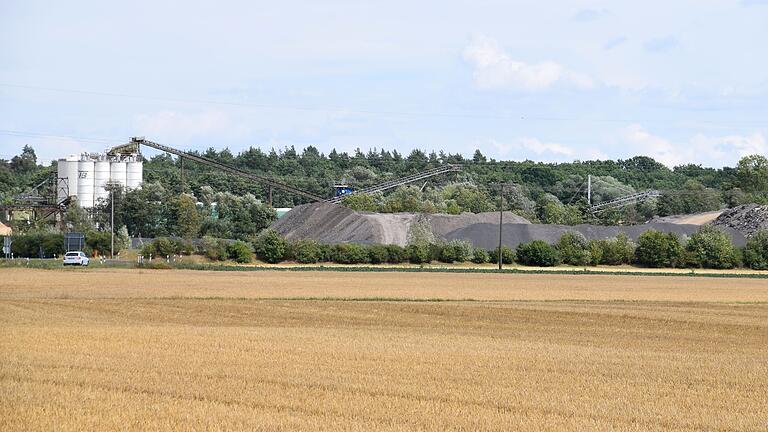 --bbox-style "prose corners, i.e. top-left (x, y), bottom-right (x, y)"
top-left (63, 251), bottom-right (90, 266)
